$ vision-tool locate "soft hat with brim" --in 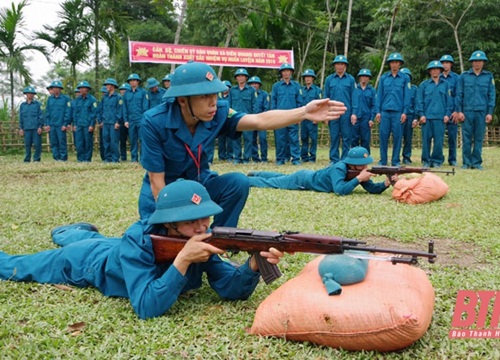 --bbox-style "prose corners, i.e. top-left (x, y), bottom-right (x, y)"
top-left (344, 146), bottom-right (373, 166)
top-left (165, 61), bottom-right (228, 98)
top-left (318, 253), bottom-right (369, 295)
top-left (148, 179), bottom-right (223, 225)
